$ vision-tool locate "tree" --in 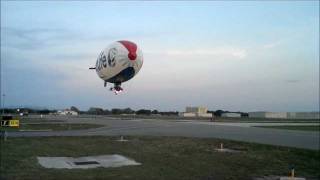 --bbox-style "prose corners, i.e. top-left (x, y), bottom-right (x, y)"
top-left (136, 109), bottom-right (151, 115)
top-left (241, 112), bottom-right (249, 117)
top-left (88, 107), bottom-right (104, 115)
top-left (160, 111), bottom-right (178, 116)
top-left (38, 109), bottom-right (50, 114)
top-left (111, 108), bottom-right (122, 115)
top-left (214, 110), bottom-right (224, 117)
top-left (151, 110), bottom-right (159, 114)
top-left (104, 109), bottom-right (111, 115)
top-left (70, 106), bottom-right (80, 112)
top-left (123, 108), bottom-right (134, 114)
